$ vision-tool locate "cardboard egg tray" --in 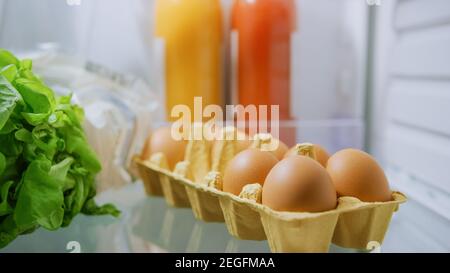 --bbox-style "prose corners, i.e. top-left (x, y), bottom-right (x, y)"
top-left (133, 128), bottom-right (406, 252)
